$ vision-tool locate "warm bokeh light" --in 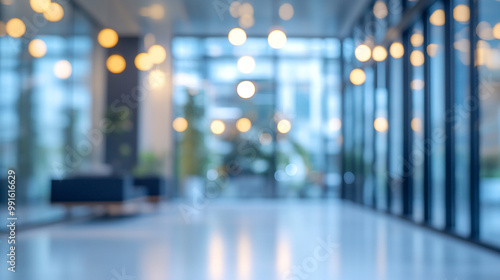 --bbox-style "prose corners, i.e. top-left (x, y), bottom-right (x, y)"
top-left (477, 21), bottom-right (494, 40)
top-left (355, 44), bottom-right (371, 62)
top-left (28, 39), bottom-right (47, 58)
top-left (0, 21), bottom-right (5, 37)
top-left (329, 118), bottom-right (342, 132)
top-left (230, 1), bottom-right (241, 18)
top-left (429, 9), bottom-right (445, 26)
top-left (237, 81), bottom-right (256, 99)
top-left (173, 117), bottom-right (188, 132)
top-left (211, 120), bottom-right (226, 135)
top-left (53, 60), bottom-right (72, 79)
top-left (411, 79), bottom-right (425, 90)
top-left (279, 3), bottom-right (294, 21)
top-left (6, 18), bottom-right (25, 38)
top-left (374, 117), bottom-right (388, 132)
top-left (30, 0), bottom-right (50, 13)
top-left (106, 54), bottom-right (126, 74)
top-left (239, 14), bottom-right (254, 29)
top-left (411, 33), bottom-right (424, 47)
top-left (237, 56), bottom-right (255, 73)
top-left (453, 4), bottom-right (470, 23)
top-left (390, 42), bottom-right (404, 59)
top-left (259, 132), bottom-right (273, 145)
top-left (148, 44), bottom-right (167, 64)
top-left (349, 68), bottom-right (366, 85)
top-left (236, 118), bottom-right (252, 133)
top-left (427, 43), bottom-right (439, 57)
top-left (228, 28), bottom-right (247, 46)
top-left (493, 23), bottom-right (500, 40)
top-left (148, 69), bottom-right (166, 89)
top-left (373, 1), bottom-right (388, 19)
top-left (238, 3), bottom-right (254, 16)
top-left (135, 53), bottom-right (153, 71)
top-left (268, 30), bottom-right (287, 49)
top-left (411, 118), bottom-right (422, 132)
top-left (98, 28), bottom-right (119, 48)
top-left (410, 50), bottom-right (425, 67)
top-left (43, 2), bottom-right (64, 22)
top-left (476, 40), bottom-right (490, 66)
top-left (149, 4), bottom-right (165, 20)
top-left (372, 46), bottom-right (387, 61)
top-left (277, 119), bottom-right (292, 134)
